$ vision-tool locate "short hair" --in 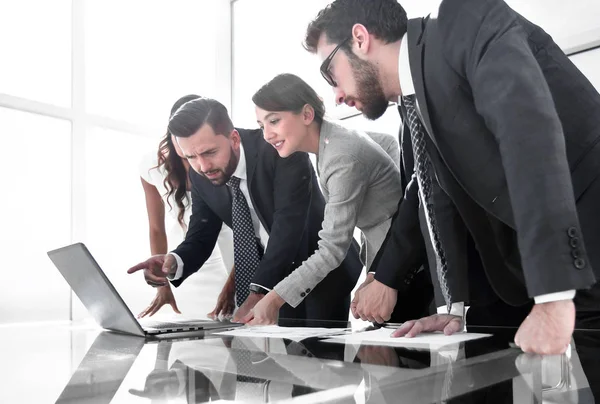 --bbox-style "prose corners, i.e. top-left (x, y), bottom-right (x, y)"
top-left (252, 73), bottom-right (325, 125)
top-left (169, 94), bottom-right (201, 117)
top-left (168, 98), bottom-right (234, 138)
top-left (304, 0), bottom-right (407, 53)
